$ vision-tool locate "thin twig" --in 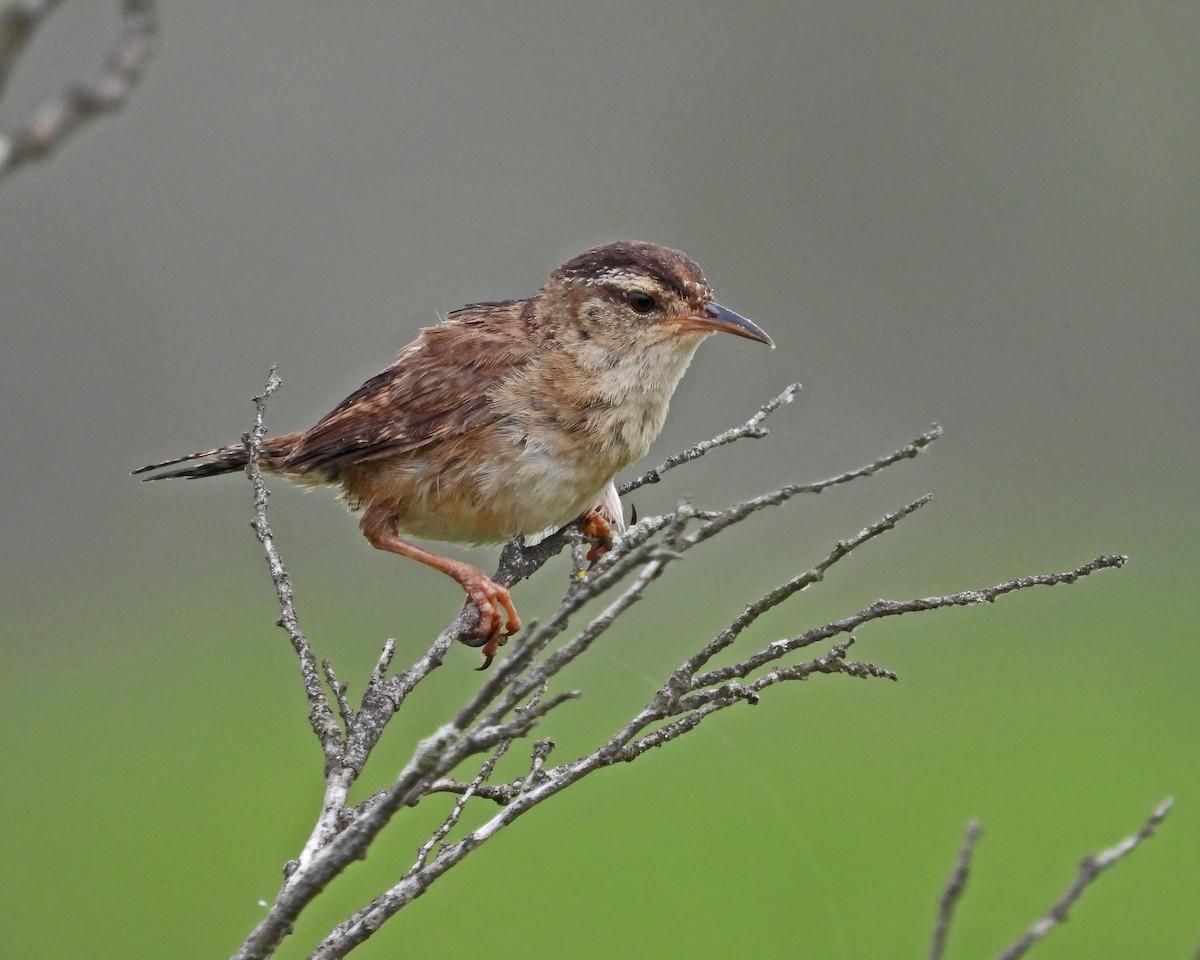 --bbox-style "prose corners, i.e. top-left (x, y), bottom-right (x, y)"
top-left (671, 637), bottom-right (897, 715)
top-left (691, 553), bottom-right (1128, 690)
top-left (244, 368), bottom-right (343, 770)
top-left (598, 640), bottom-right (893, 765)
top-left (682, 495), bottom-right (932, 680)
top-left (322, 660), bottom-right (354, 731)
top-left (686, 423), bottom-right (942, 544)
top-left (341, 622), bottom-right (456, 774)
top-left (994, 798), bottom-right (1174, 960)
top-left (410, 684), bottom-right (546, 874)
top-left (422, 777), bottom-right (522, 805)
top-left (0, 0), bottom-right (158, 183)
top-left (930, 821), bottom-right (982, 960)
